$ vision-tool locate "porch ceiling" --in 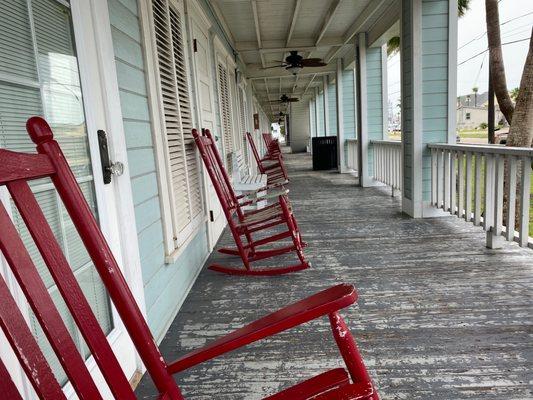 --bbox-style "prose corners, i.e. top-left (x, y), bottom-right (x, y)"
top-left (211, 0), bottom-right (399, 120)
